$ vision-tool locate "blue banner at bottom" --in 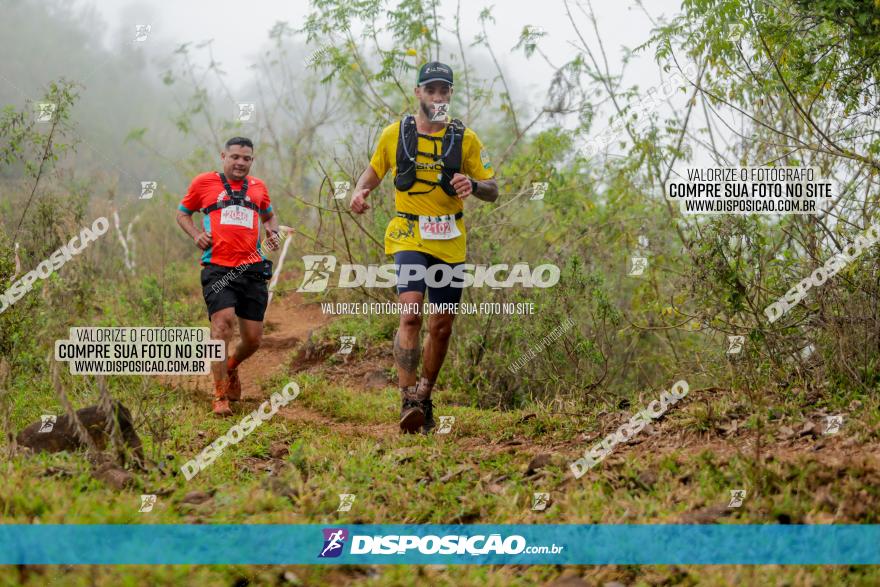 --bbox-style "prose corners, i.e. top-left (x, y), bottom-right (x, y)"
top-left (2, 524), bottom-right (878, 565)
